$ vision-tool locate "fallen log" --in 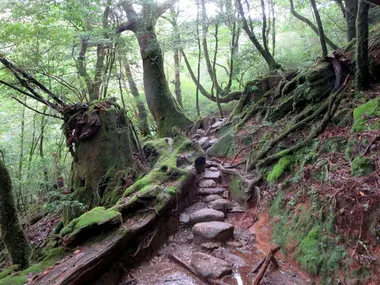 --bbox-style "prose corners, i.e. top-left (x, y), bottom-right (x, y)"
top-left (252, 246), bottom-right (280, 285)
